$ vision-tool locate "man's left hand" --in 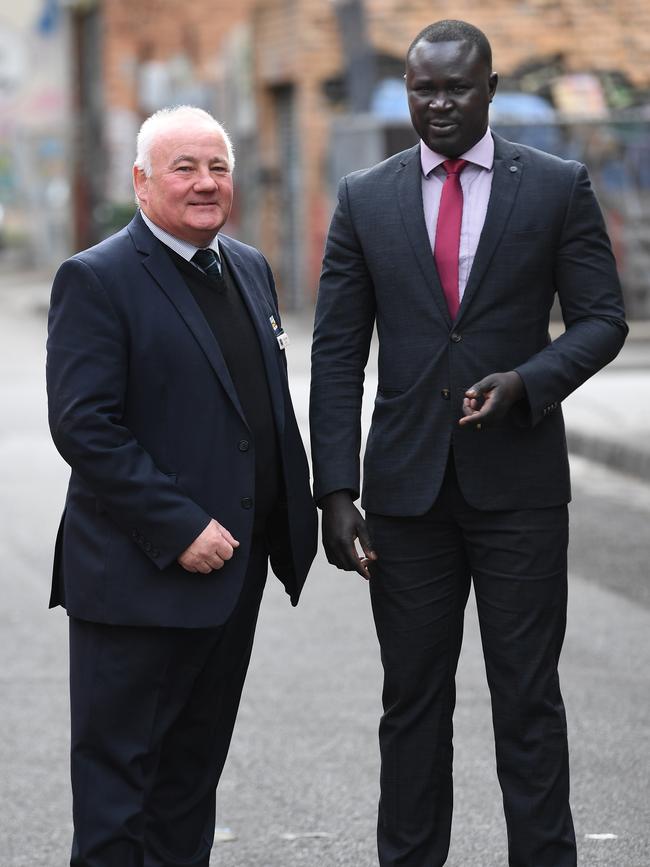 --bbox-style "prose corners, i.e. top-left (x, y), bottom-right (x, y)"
top-left (459, 371), bottom-right (524, 428)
